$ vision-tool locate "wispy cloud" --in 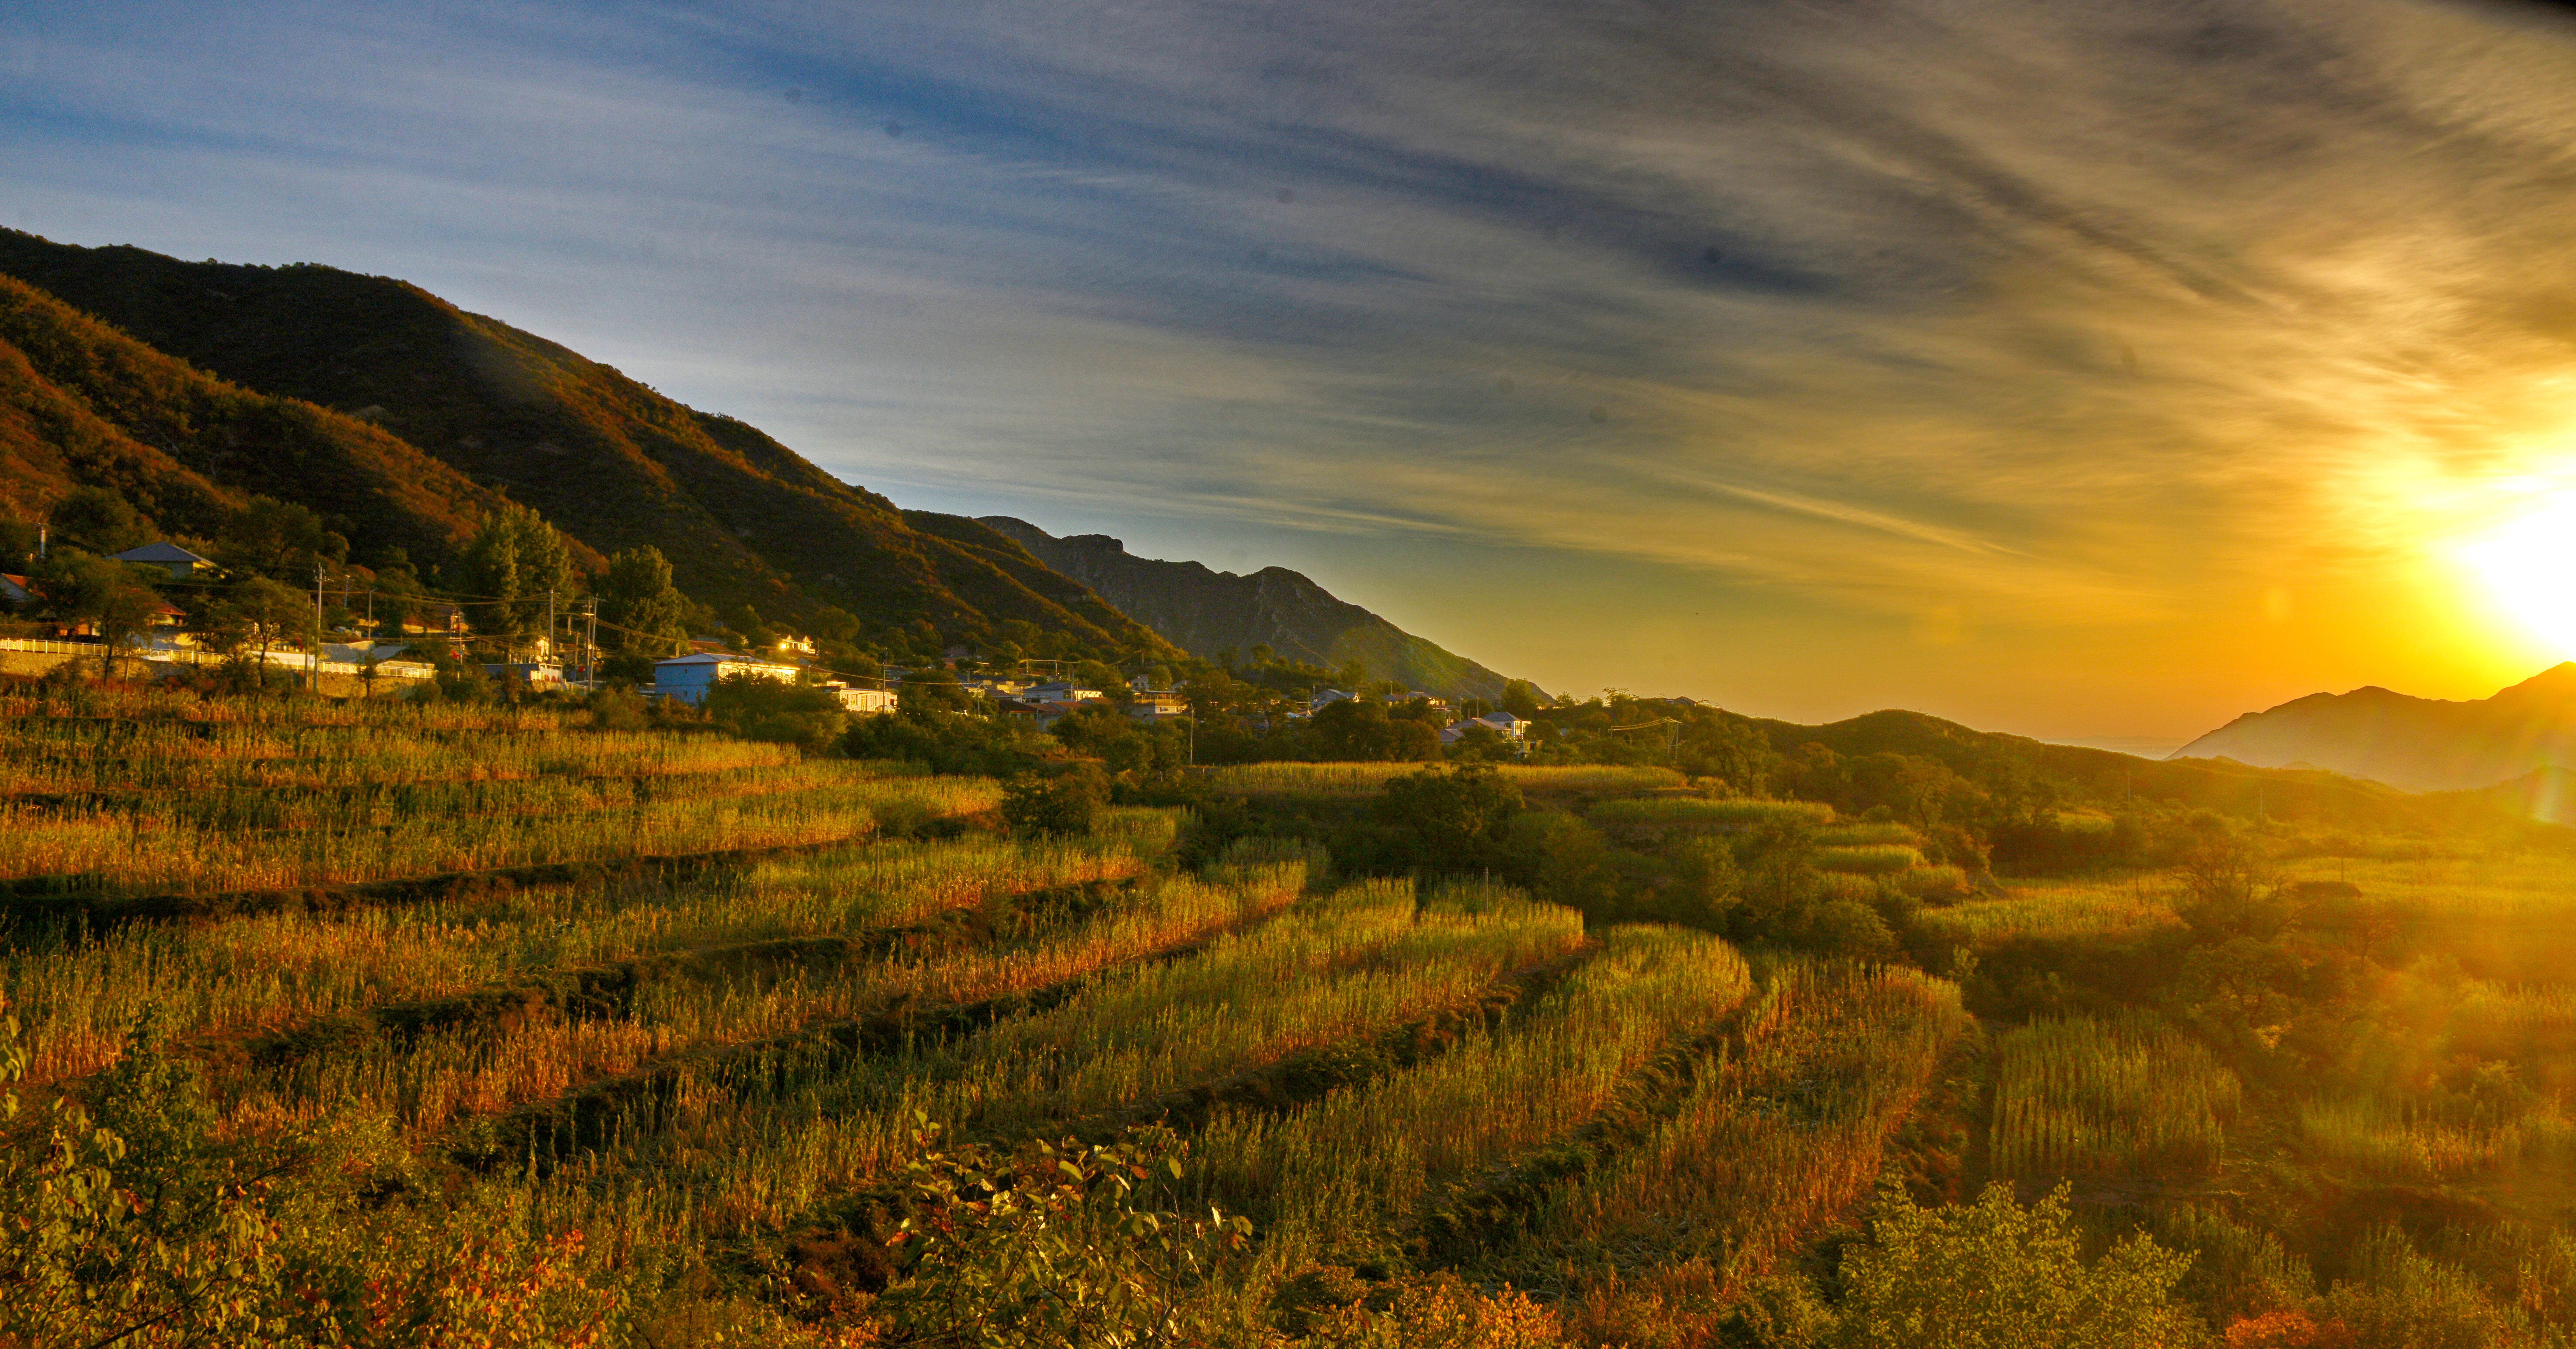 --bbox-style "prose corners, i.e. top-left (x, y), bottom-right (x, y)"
top-left (7, 0), bottom-right (2576, 734)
